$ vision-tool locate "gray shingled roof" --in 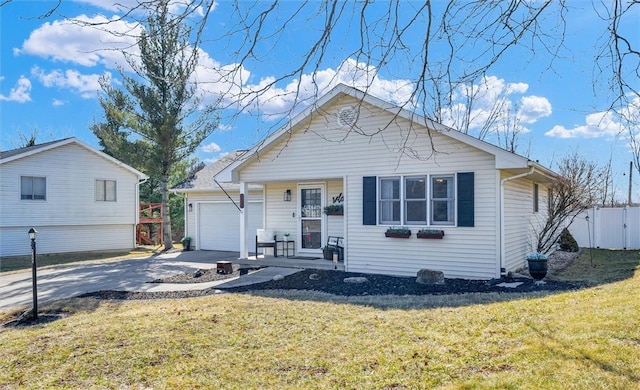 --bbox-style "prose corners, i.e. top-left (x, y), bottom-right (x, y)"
top-left (172, 150), bottom-right (261, 191)
top-left (0, 138), bottom-right (74, 160)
